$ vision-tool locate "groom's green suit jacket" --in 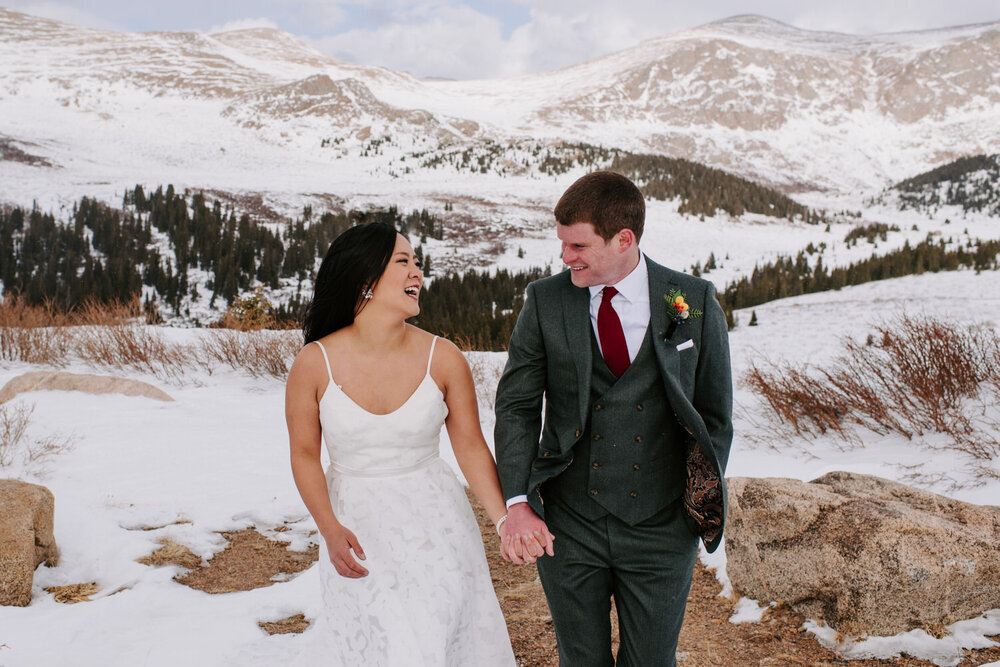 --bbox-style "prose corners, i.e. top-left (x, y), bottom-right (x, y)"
top-left (495, 256), bottom-right (733, 553)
